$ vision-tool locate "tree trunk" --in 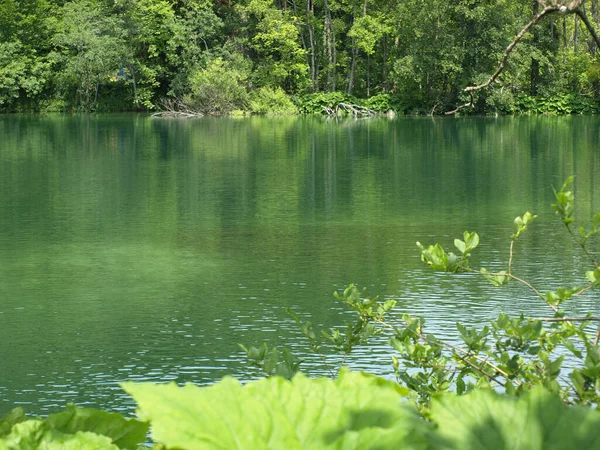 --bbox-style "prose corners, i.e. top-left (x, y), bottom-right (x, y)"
top-left (592, 0), bottom-right (599, 55)
top-left (347, 40), bottom-right (358, 94)
top-left (306, 0), bottom-right (317, 91)
top-left (323, 0), bottom-right (335, 91)
top-left (530, 0), bottom-right (540, 95)
top-left (382, 36), bottom-right (388, 92)
top-left (366, 54), bottom-right (370, 97)
top-left (574, 14), bottom-right (579, 53)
